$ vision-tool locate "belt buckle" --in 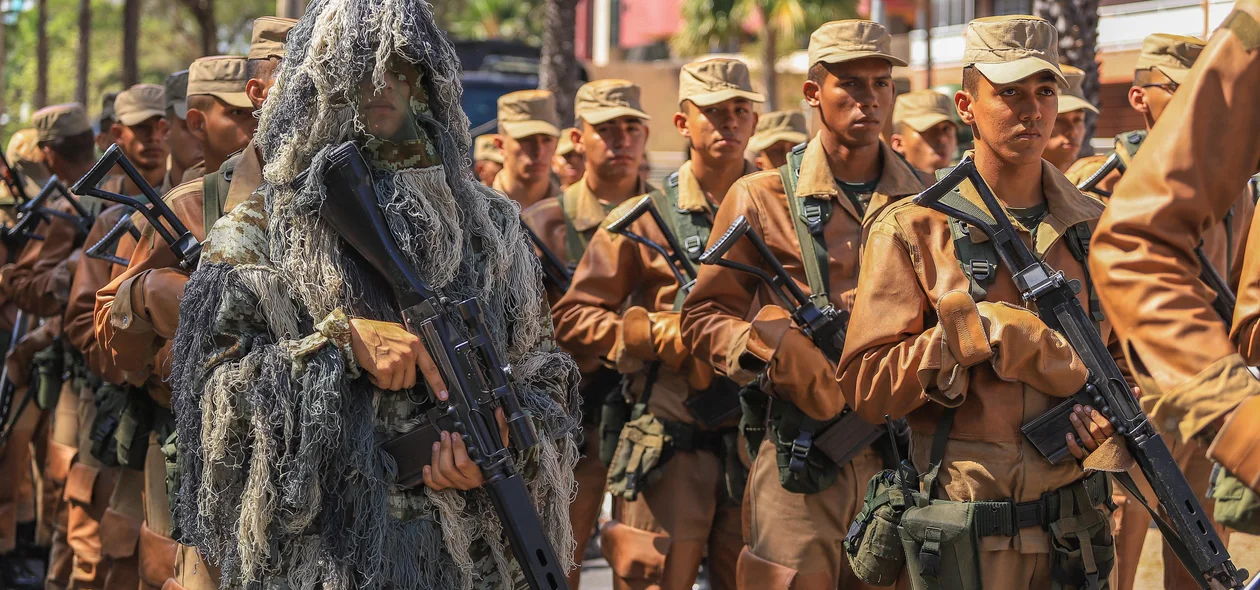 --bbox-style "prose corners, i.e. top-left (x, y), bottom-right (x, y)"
top-left (1015, 500), bottom-right (1046, 531)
